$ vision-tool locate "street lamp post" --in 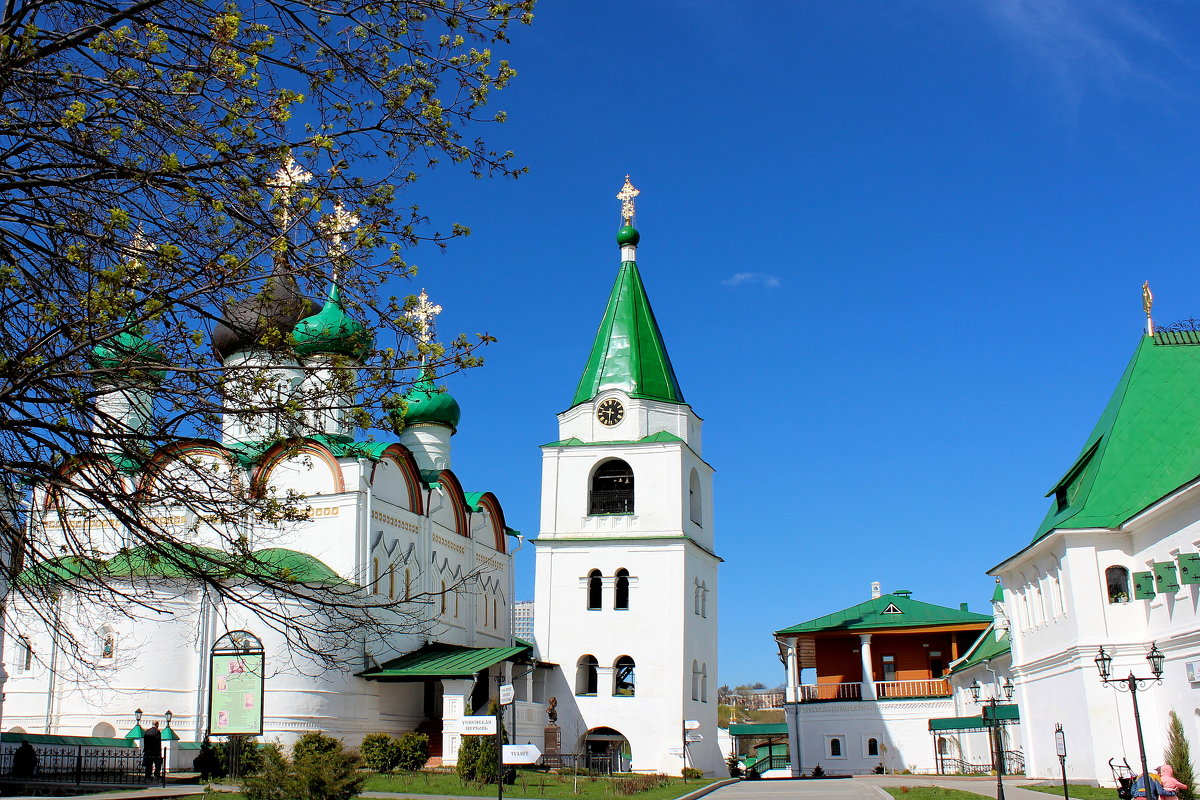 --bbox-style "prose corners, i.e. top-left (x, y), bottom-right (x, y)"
top-left (1095, 643), bottom-right (1165, 795)
top-left (970, 677), bottom-right (1015, 800)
